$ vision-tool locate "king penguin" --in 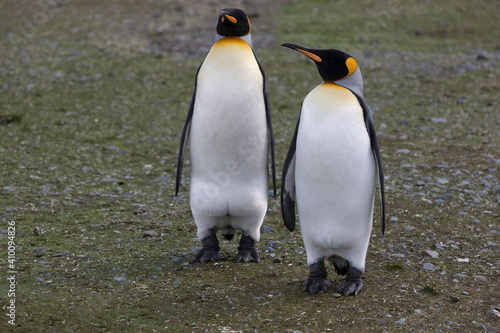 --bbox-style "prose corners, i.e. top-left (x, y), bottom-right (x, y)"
top-left (176, 8), bottom-right (276, 263)
top-left (280, 43), bottom-right (386, 296)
